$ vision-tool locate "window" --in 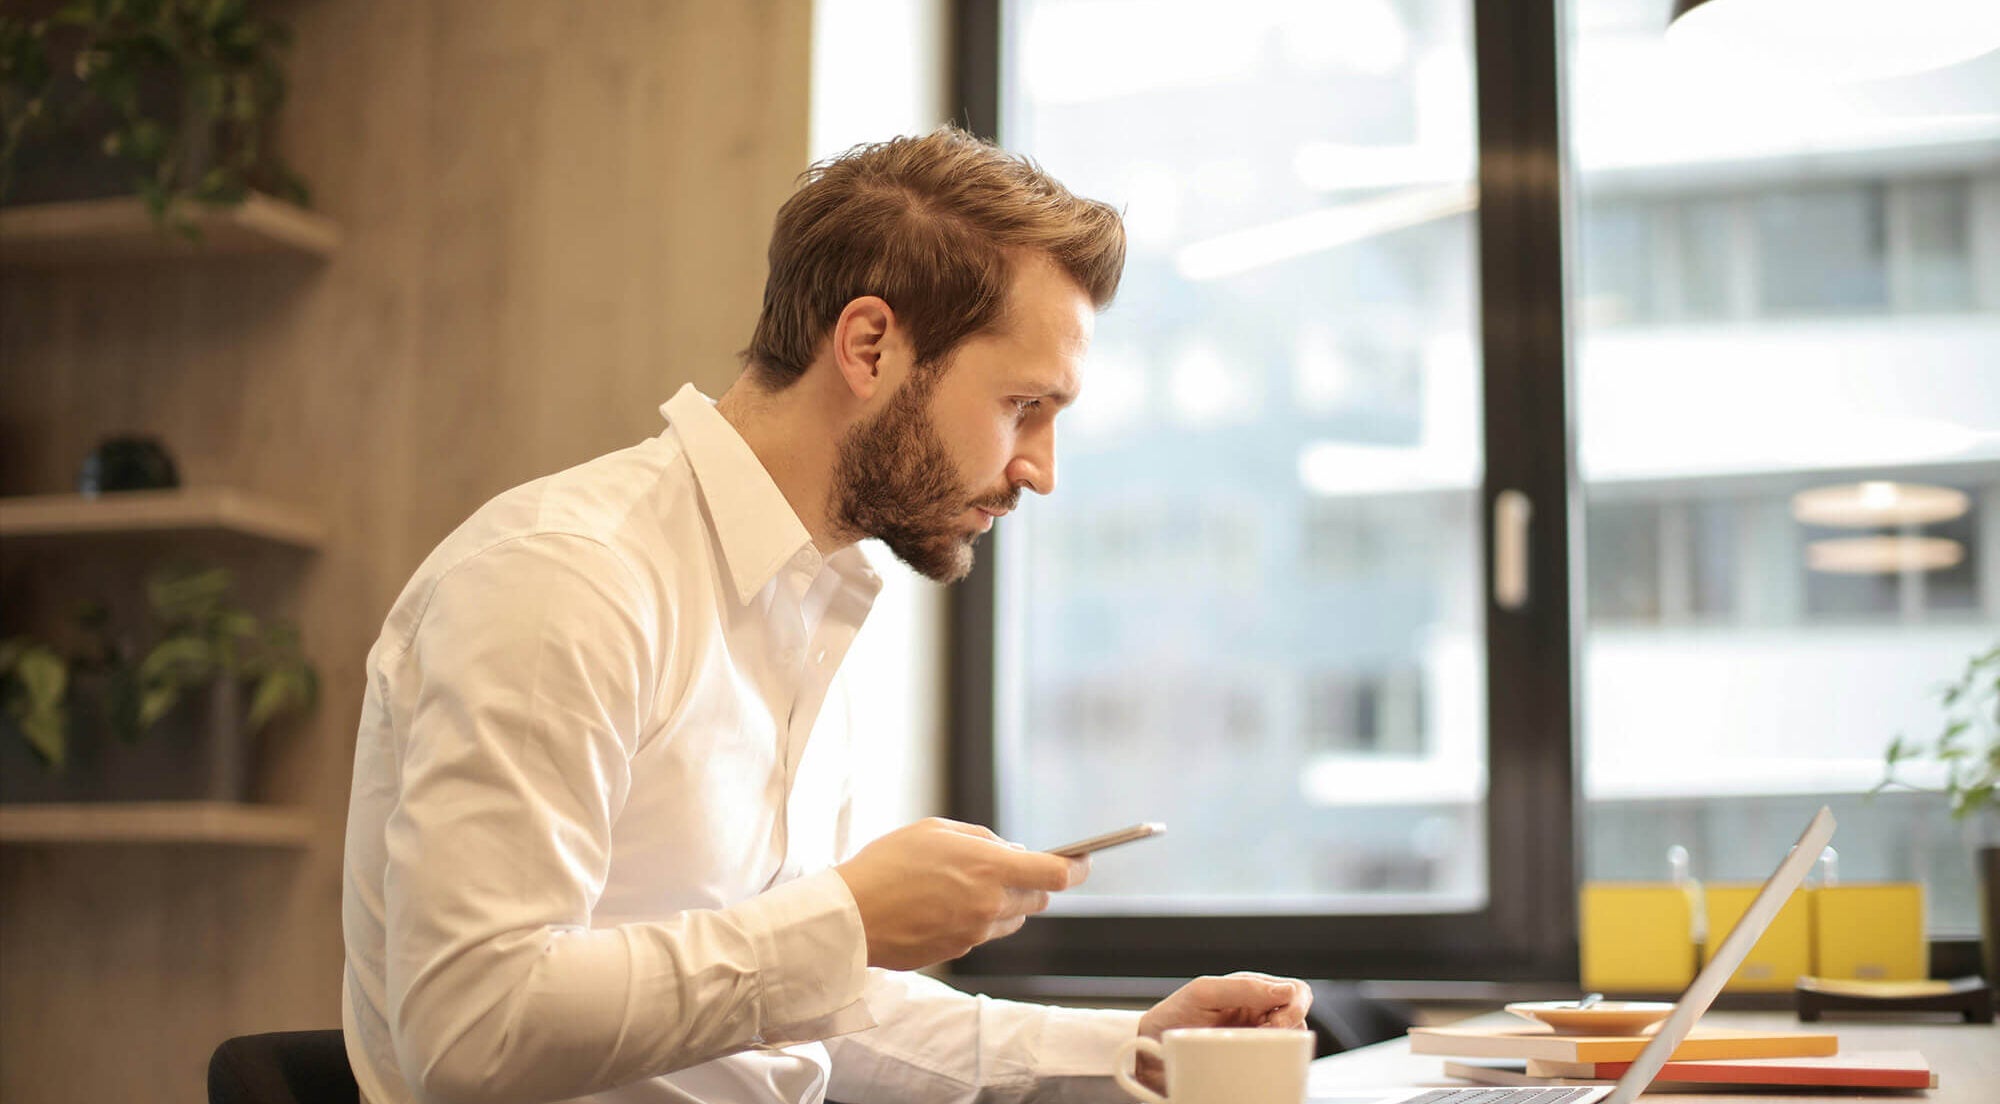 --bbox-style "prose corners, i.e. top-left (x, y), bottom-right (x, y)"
top-left (949, 0), bottom-right (1569, 981)
top-left (1302, 667), bottom-right (1429, 755)
top-left (985, 0), bottom-right (1492, 927)
top-left (1577, 176), bottom-right (1982, 326)
top-left (1754, 184), bottom-right (1891, 314)
top-left (951, 0), bottom-right (1998, 979)
top-left (1569, 0), bottom-right (2000, 941)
